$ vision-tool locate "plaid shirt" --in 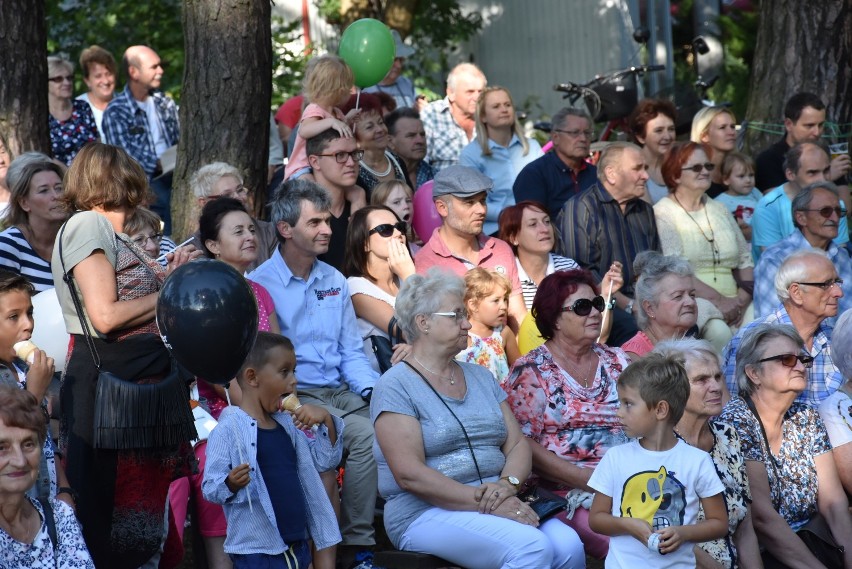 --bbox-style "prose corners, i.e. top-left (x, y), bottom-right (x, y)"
top-left (102, 86), bottom-right (179, 177)
top-left (415, 159), bottom-right (435, 189)
top-left (421, 97), bottom-right (473, 172)
top-left (722, 304), bottom-right (842, 406)
top-left (754, 230), bottom-right (852, 320)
